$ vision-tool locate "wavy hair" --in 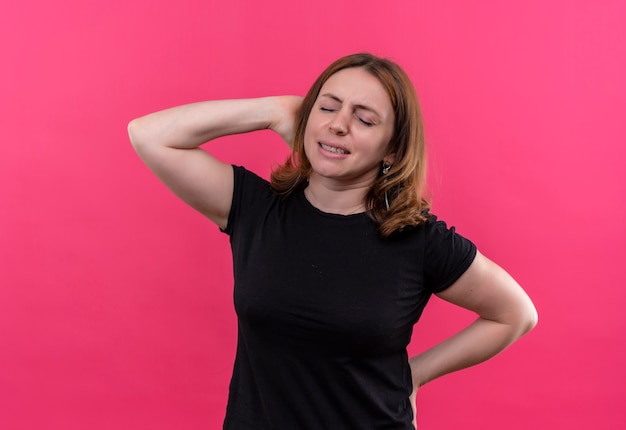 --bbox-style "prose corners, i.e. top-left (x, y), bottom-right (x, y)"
top-left (270, 53), bottom-right (430, 237)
